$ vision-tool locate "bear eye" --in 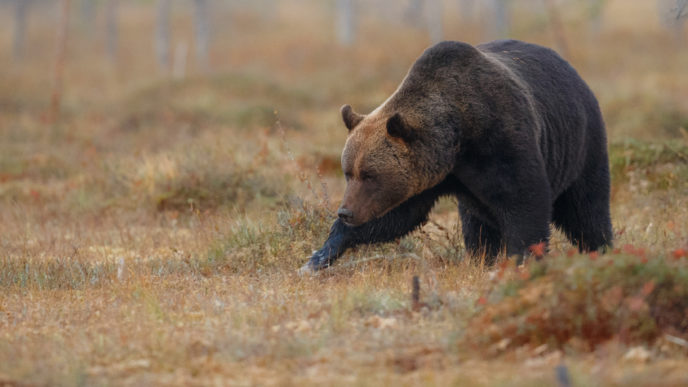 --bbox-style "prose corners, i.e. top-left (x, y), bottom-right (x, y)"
top-left (359, 171), bottom-right (376, 181)
top-left (344, 172), bottom-right (352, 181)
